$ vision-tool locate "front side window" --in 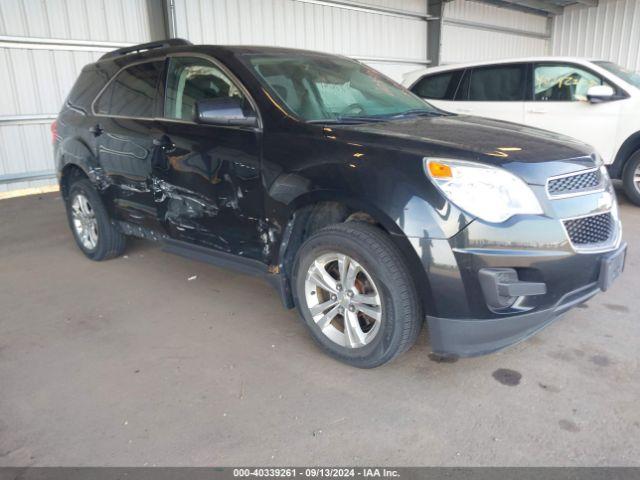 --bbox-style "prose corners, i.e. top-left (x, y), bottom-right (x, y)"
top-left (412, 71), bottom-right (459, 100)
top-left (467, 64), bottom-right (526, 101)
top-left (94, 61), bottom-right (164, 117)
top-left (164, 56), bottom-right (251, 121)
top-left (245, 54), bottom-right (437, 122)
top-left (534, 64), bottom-right (610, 101)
